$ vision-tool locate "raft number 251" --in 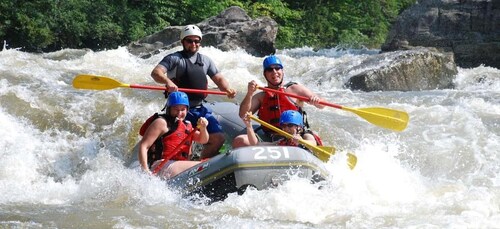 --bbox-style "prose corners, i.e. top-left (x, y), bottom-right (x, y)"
top-left (252, 147), bottom-right (290, 160)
